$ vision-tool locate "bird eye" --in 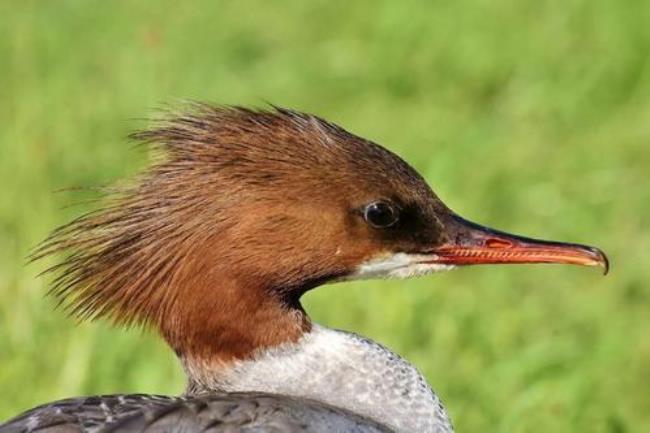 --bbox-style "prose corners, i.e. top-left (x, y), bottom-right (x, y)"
top-left (363, 201), bottom-right (399, 228)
